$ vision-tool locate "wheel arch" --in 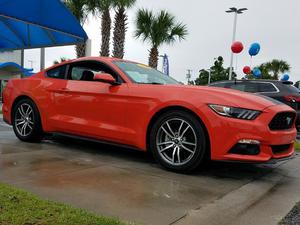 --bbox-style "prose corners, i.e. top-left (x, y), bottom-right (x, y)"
top-left (11, 95), bottom-right (44, 129)
top-left (146, 105), bottom-right (211, 158)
